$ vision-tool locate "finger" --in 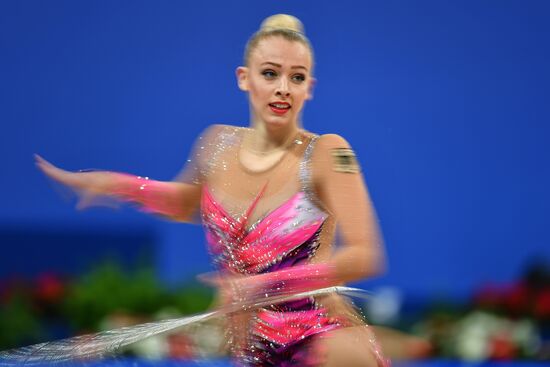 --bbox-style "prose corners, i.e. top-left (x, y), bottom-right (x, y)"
top-left (35, 155), bottom-right (57, 170)
top-left (34, 154), bottom-right (50, 167)
top-left (35, 158), bottom-right (53, 174)
top-left (36, 161), bottom-right (59, 177)
top-left (36, 160), bottom-right (73, 185)
top-left (35, 156), bottom-right (69, 178)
